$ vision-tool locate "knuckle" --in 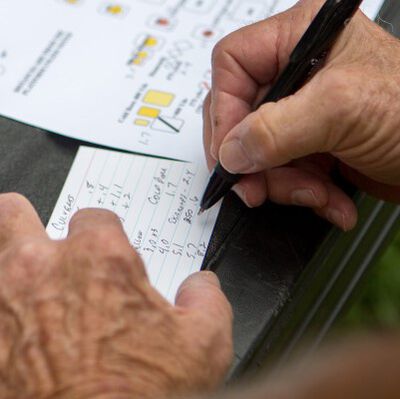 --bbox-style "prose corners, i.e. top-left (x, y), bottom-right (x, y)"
top-left (211, 39), bottom-right (225, 64)
top-left (110, 248), bottom-right (146, 279)
top-left (321, 70), bottom-right (360, 120)
top-left (3, 240), bottom-right (53, 287)
top-left (69, 209), bottom-right (124, 245)
top-left (72, 207), bottom-right (121, 224)
top-left (65, 228), bottom-right (146, 286)
top-left (317, 70), bottom-right (365, 151)
top-left (0, 193), bottom-right (31, 214)
top-left (70, 226), bottom-right (141, 265)
top-left (13, 240), bottom-right (48, 266)
top-left (202, 91), bottom-right (211, 110)
top-left (72, 228), bottom-right (121, 252)
top-left (211, 24), bottom-right (248, 65)
top-left (68, 228), bottom-right (146, 282)
top-left (211, 32), bottom-right (236, 67)
top-left (249, 109), bottom-right (283, 166)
